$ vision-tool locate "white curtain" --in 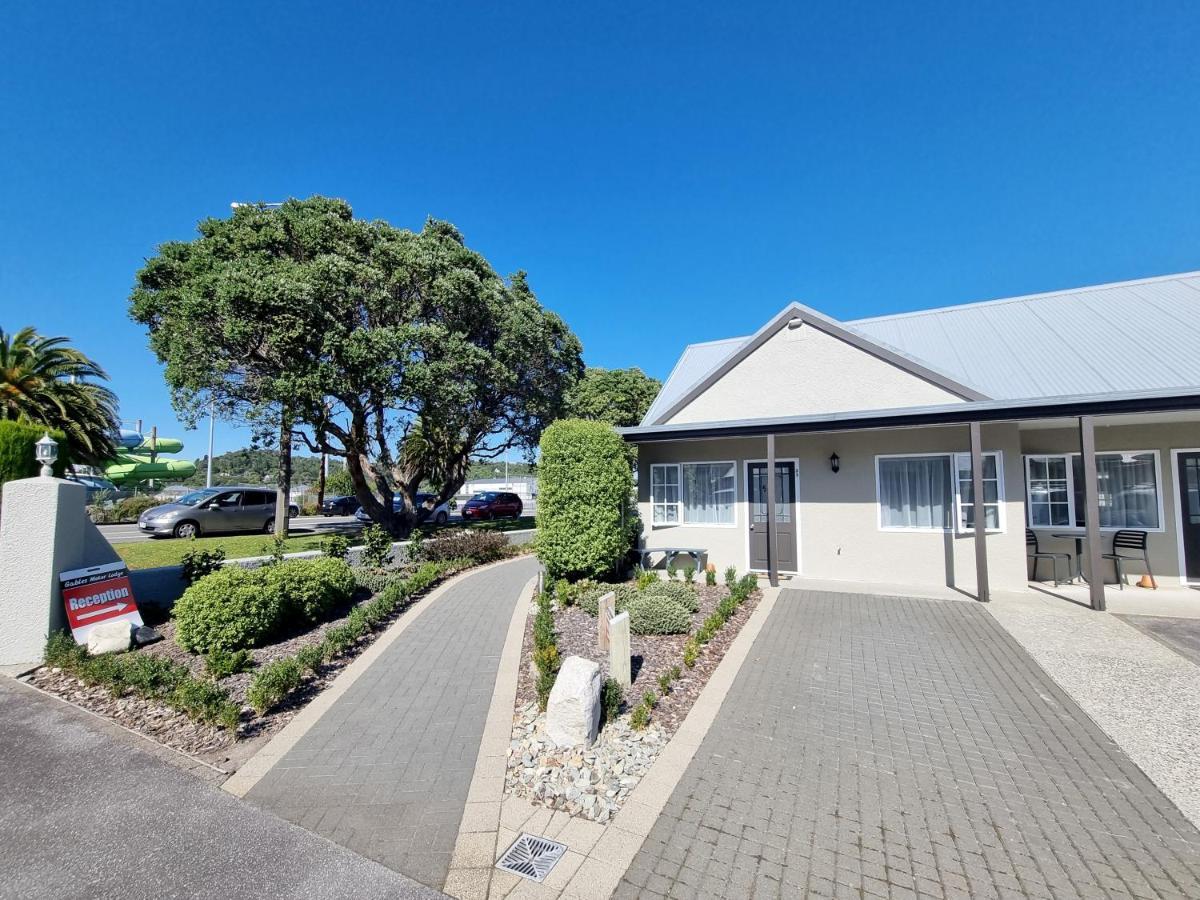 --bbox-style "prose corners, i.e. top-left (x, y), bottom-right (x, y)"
top-left (682, 463), bottom-right (735, 524)
top-left (1074, 453), bottom-right (1159, 528)
top-left (879, 456), bottom-right (953, 529)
